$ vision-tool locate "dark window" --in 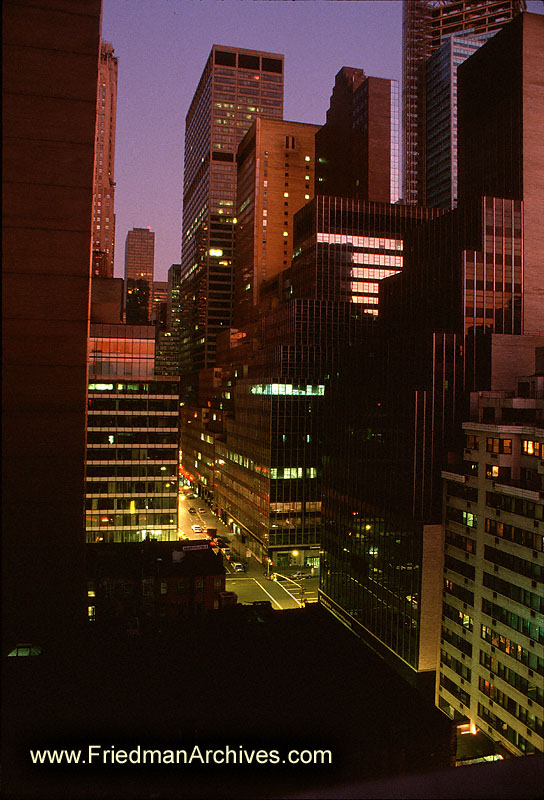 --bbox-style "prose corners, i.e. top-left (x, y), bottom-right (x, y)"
top-left (238, 54), bottom-right (259, 70)
top-left (215, 50), bottom-right (236, 67)
top-left (262, 57), bottom-right (282, 74)
top-left (212, 152), bottom-right (234, 162)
